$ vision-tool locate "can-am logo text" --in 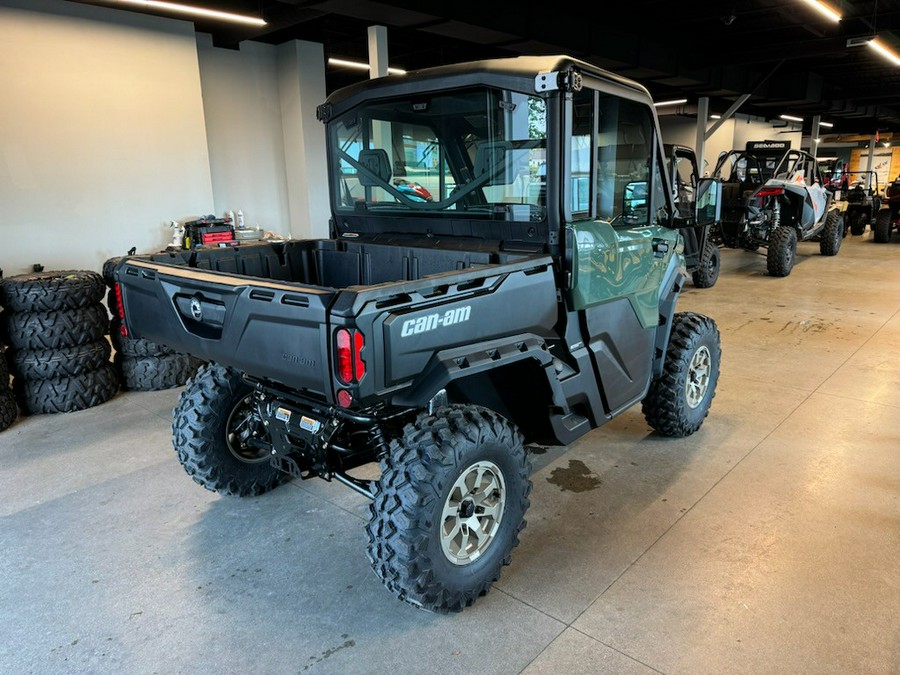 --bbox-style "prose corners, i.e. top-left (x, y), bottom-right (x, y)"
top-left (401, 306), bottom-right (471, 337)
